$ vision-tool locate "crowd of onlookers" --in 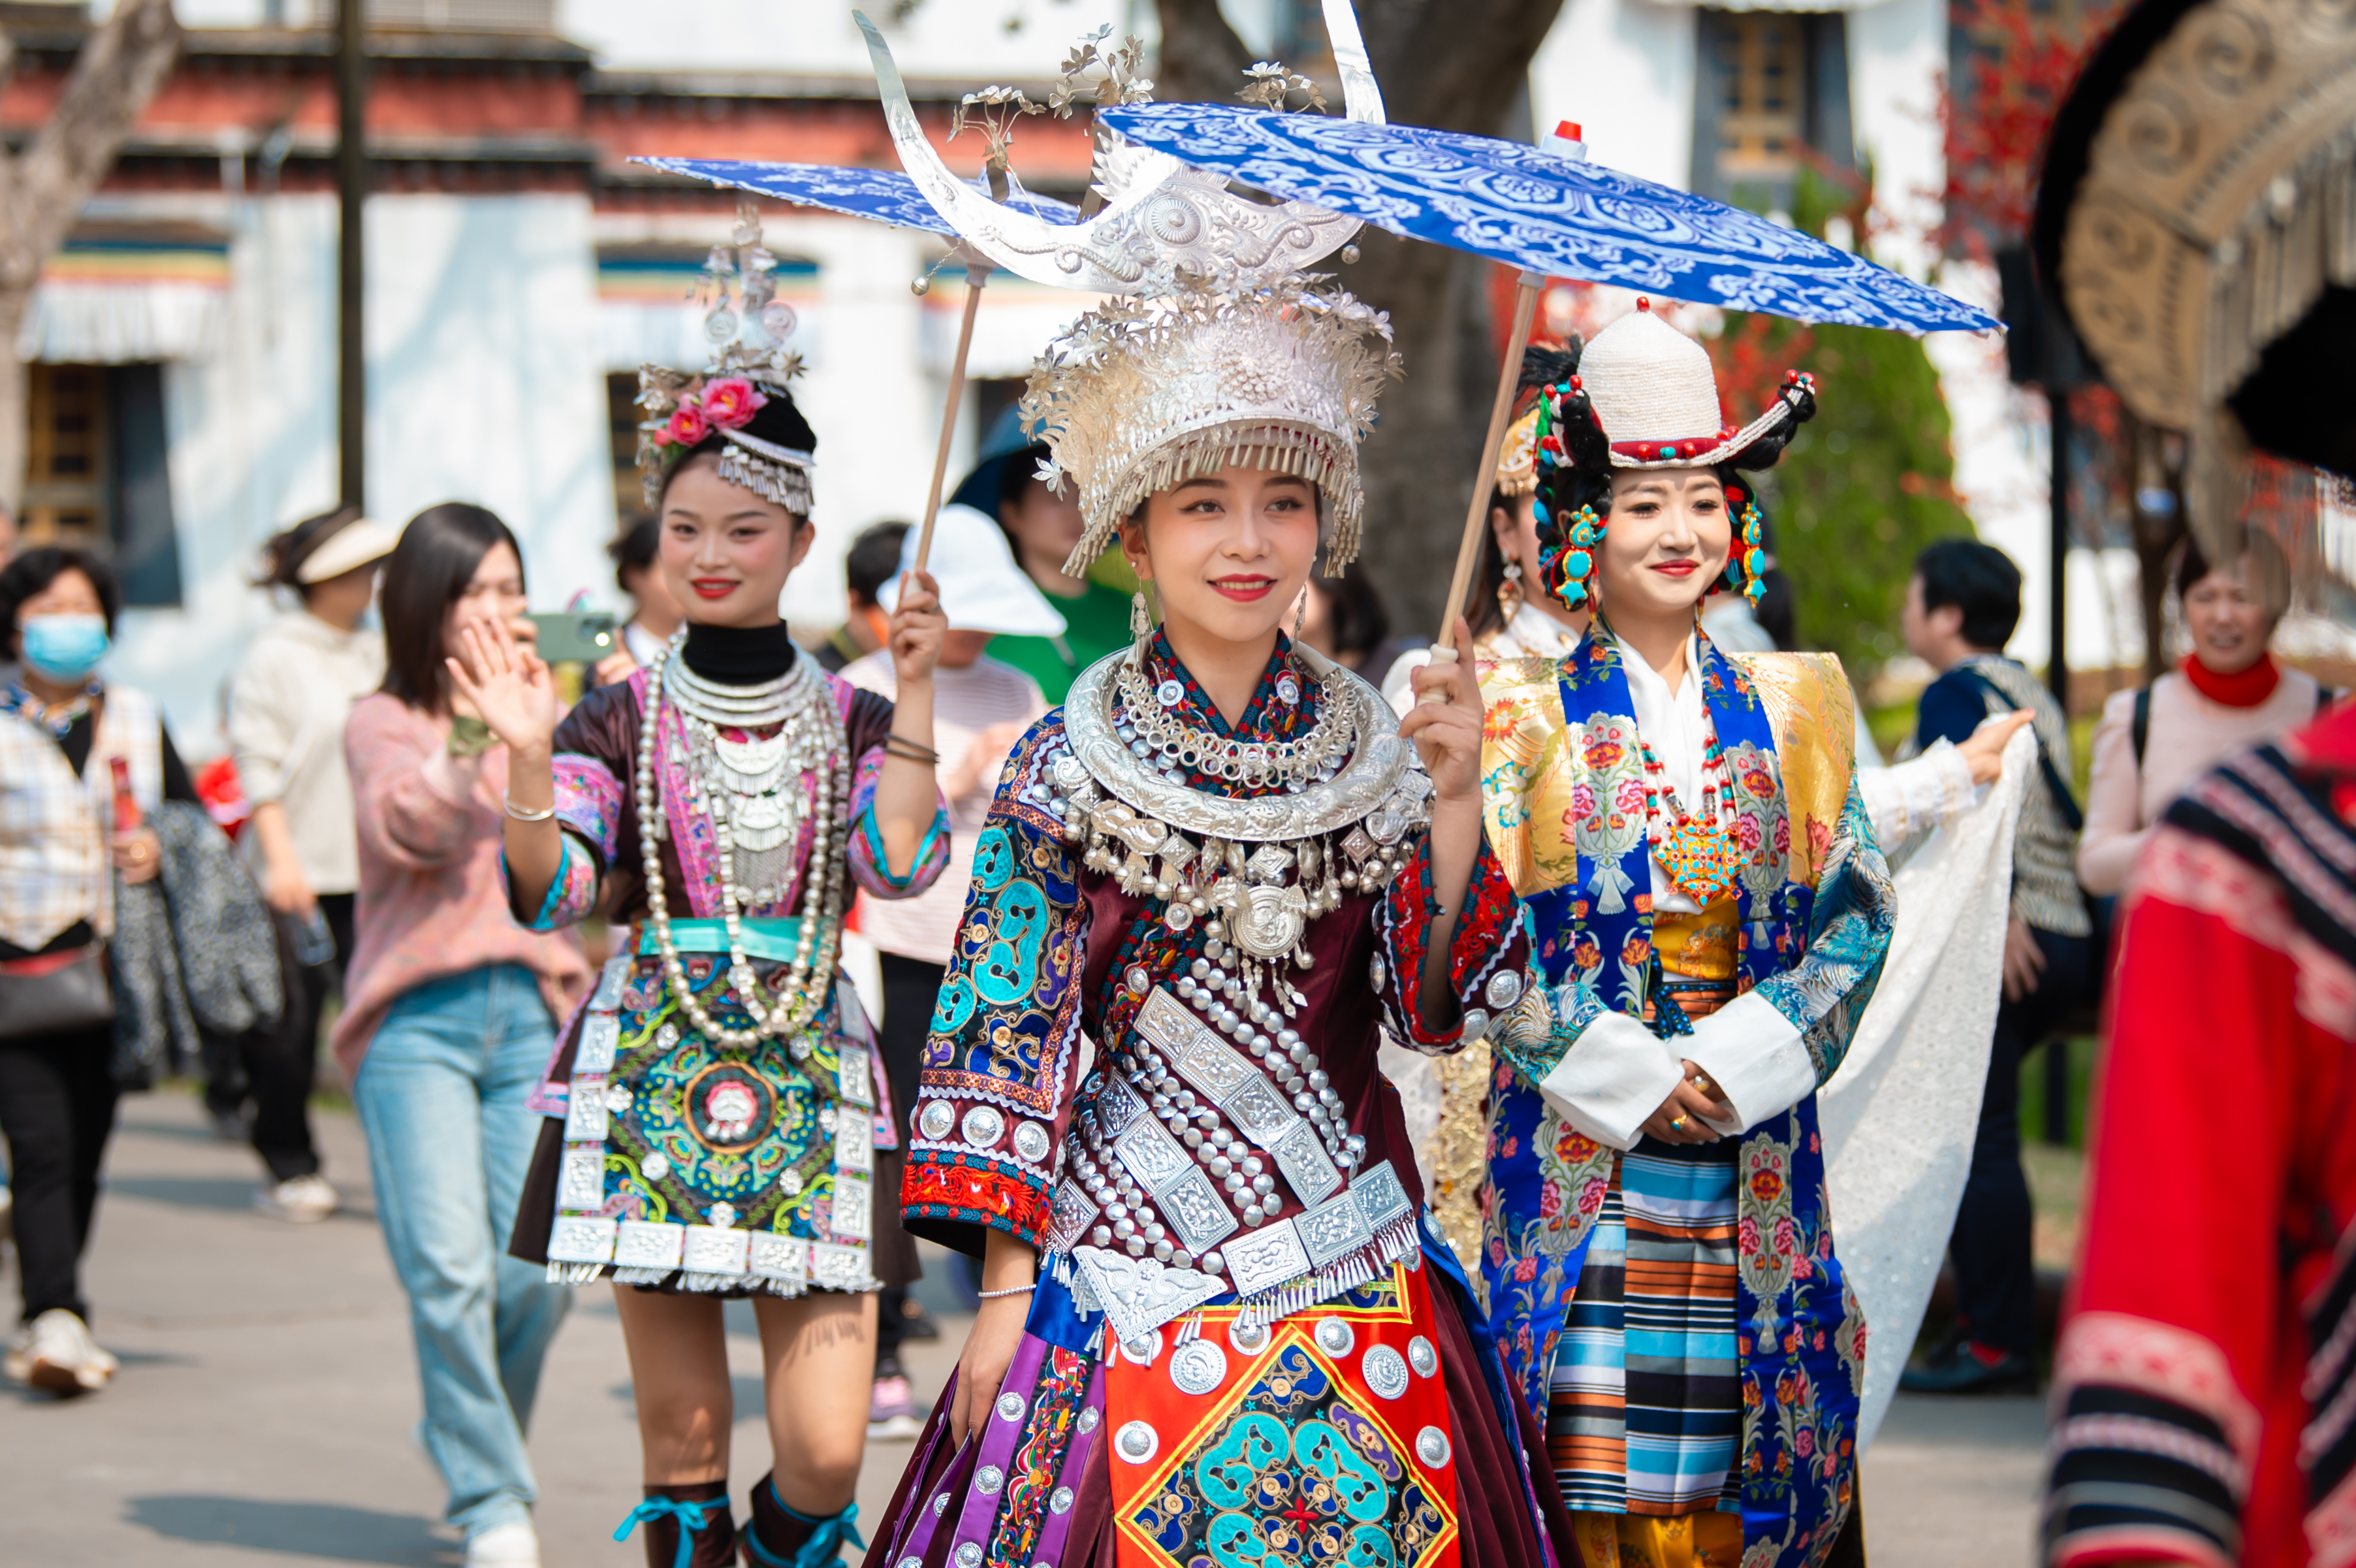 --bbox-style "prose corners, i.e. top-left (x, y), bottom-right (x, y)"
top-left (0, 437), bottom-right (2325, 1554)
